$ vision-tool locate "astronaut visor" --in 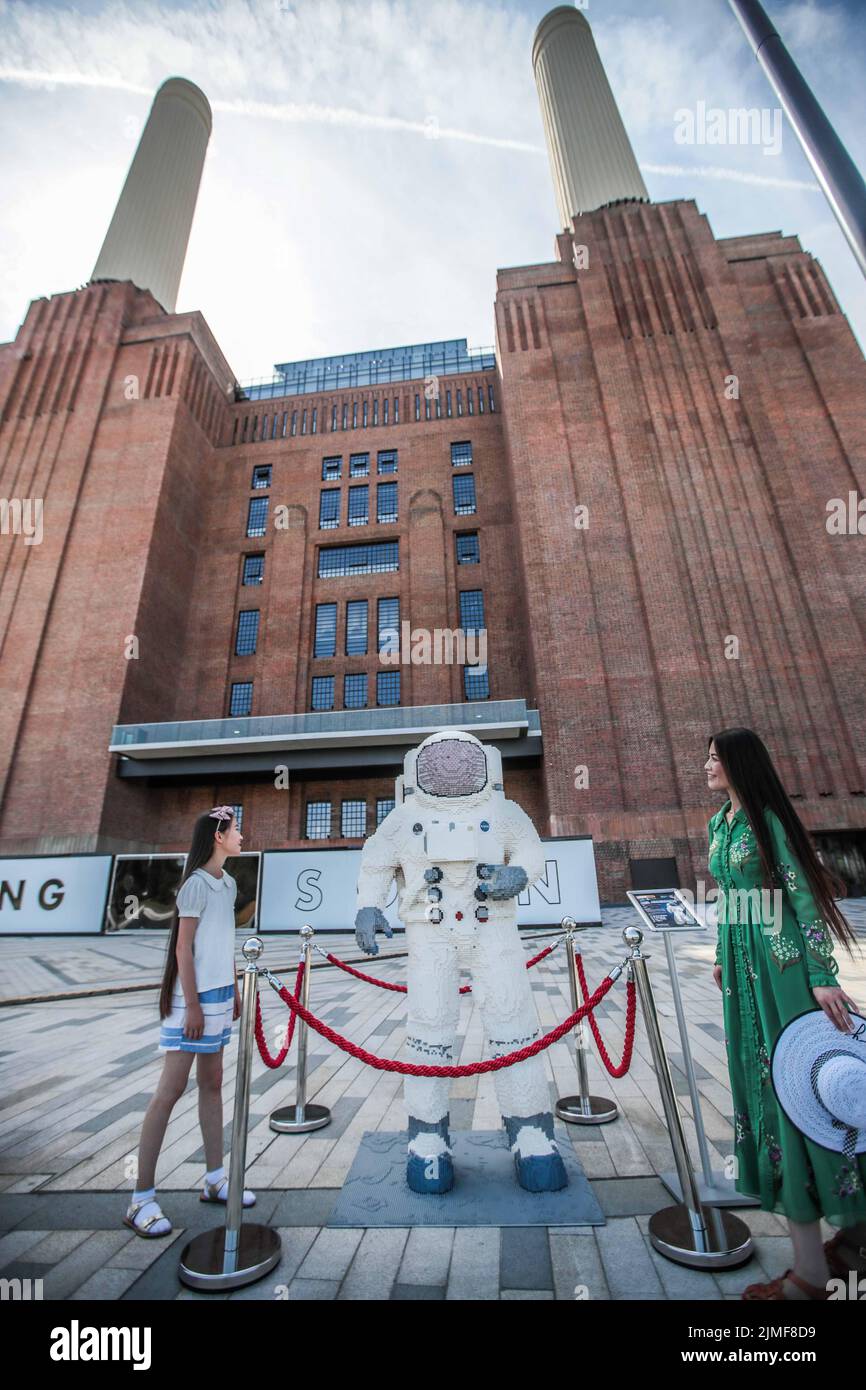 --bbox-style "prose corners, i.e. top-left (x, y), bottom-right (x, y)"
top-left (416, 739), bottom-right (487, 798)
